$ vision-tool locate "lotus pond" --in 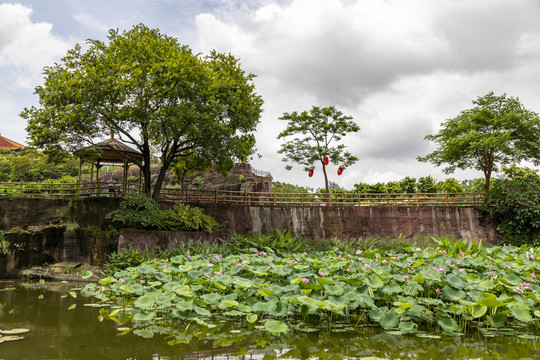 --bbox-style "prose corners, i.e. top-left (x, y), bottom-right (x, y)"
top-left (3, 240), bottom-right (540, 359)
